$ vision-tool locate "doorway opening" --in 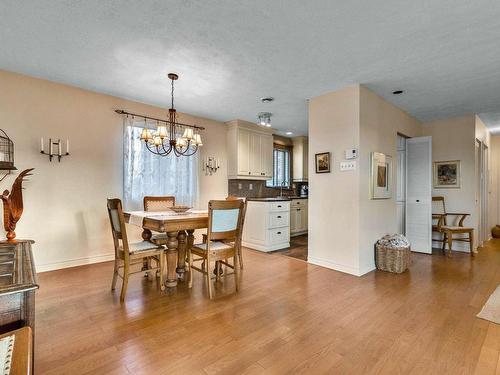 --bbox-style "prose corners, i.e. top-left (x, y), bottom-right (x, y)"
top-left (396, 134), bottom-right (408, 235)
top-left (476, 139), bottom-right (489, 247)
